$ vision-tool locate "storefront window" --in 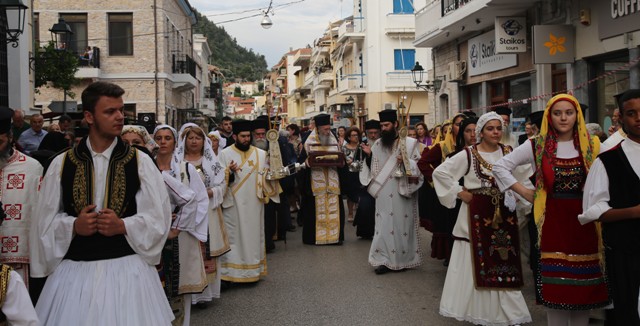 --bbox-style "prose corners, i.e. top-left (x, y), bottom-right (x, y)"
top-left (597, 59), bottom-right (629, 132)
top-left (509, 75), bottom-right (532, 134)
